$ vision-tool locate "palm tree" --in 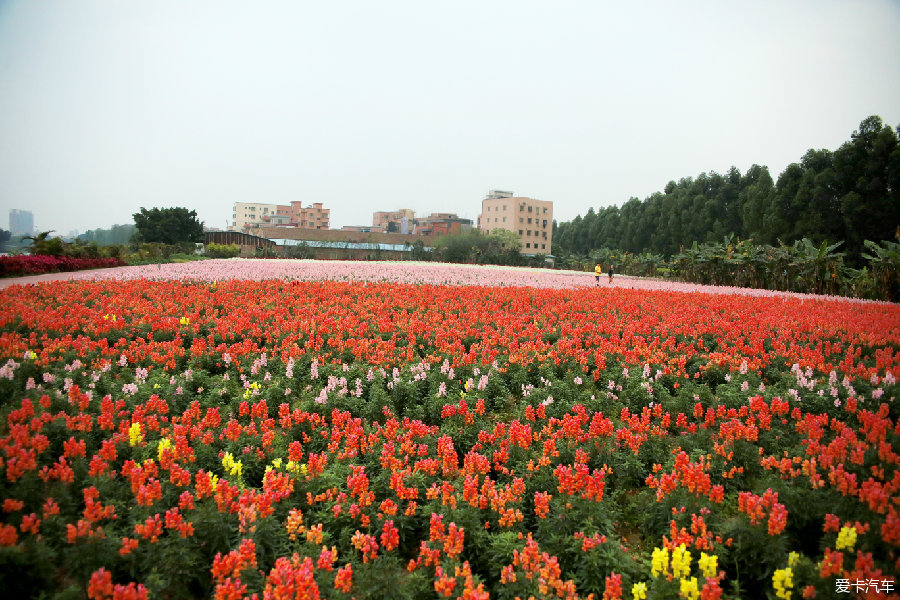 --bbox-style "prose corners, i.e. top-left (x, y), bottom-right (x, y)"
top-left (23, 231), bottom-right (63, 257)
